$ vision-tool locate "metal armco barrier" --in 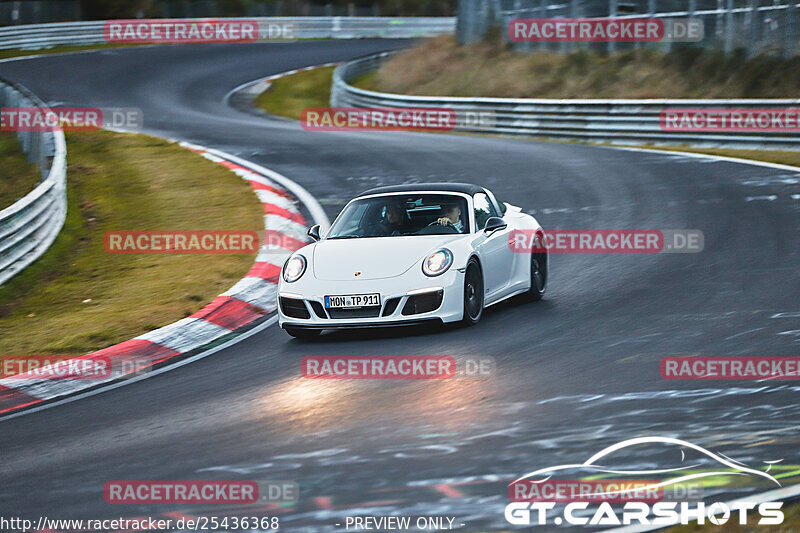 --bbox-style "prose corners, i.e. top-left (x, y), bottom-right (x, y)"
top-left (0, 17), bottom-right (455, 49)
top-left (331, 52), bottom-right (800, 150)
top-left (0, 78), bottom-right (67, 286)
